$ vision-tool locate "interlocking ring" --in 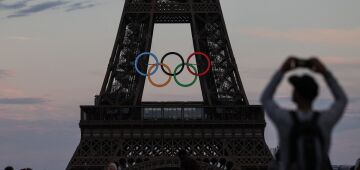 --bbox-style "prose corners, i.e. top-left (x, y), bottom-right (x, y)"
top-left (161, 52), bottom-right (184, 76)
top-left (148, 63), bottom-right (172, 87)
top-left (134, 51), bottom-right (211, 87)
top-left (134, 52), bottom-right (159, 76)
top-left (186, 52), bottom-right (211, 77)
top-left (173, 63), bottom-right (198, 87)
